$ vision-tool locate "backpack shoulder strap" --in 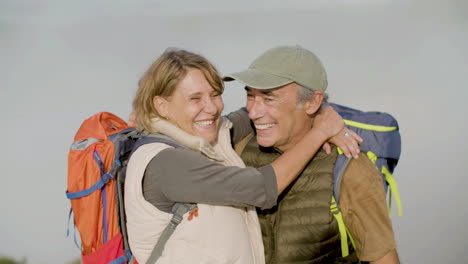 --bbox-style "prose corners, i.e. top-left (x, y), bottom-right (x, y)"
top-left (145, 203), bottom-right (198, 264)
top-left (333, 155), bottom-right (352, 202)
top-left (330, 195), bottom-right (356, 257)
top-left (132, 134), bottom-right (187, 154)
top-left (331, 155), bottom-right (356, 258)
